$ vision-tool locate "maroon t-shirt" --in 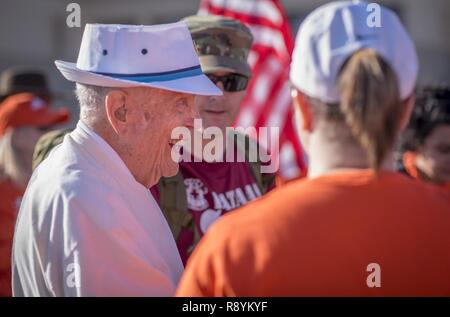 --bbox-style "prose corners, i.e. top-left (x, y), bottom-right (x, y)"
top-left (152, 159), bottom-right (266, 265)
